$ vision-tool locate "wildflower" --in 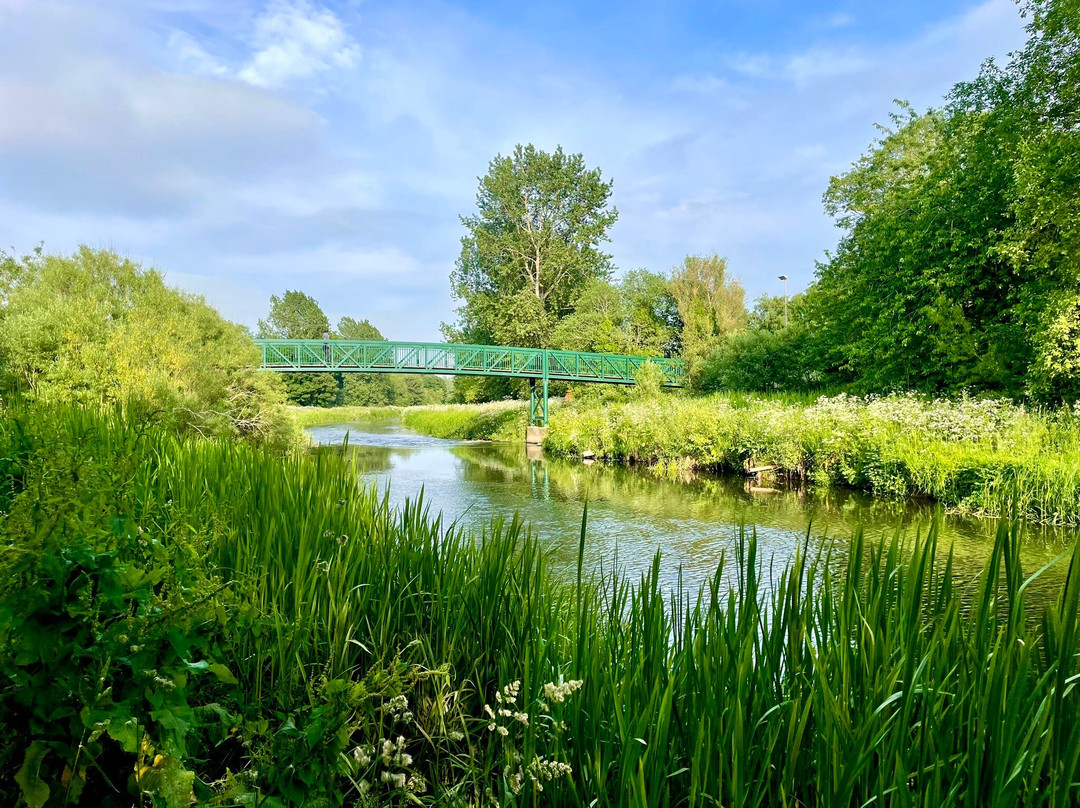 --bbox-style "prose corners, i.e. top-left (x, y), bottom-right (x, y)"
top-left (496, 680), bottom-right (520, 705)
top-left (505, 766), bottom-right (524, 795)
top-left (381, 771), bottom-right (407, 789)
top-left (407, 774), bottom-right (427, 794)
top-left (527, 756), bottom-right (573, 783)
top-left (496, 725), bottom-right (509, 737)
top-left (380, 739), bottom-right (395, 766)
top-left (352, 745), bottom-right (372, 767)
top-left (448, 730), bottom-right (464, 741)
top-left (542, 679), bottom-right (584, 704)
